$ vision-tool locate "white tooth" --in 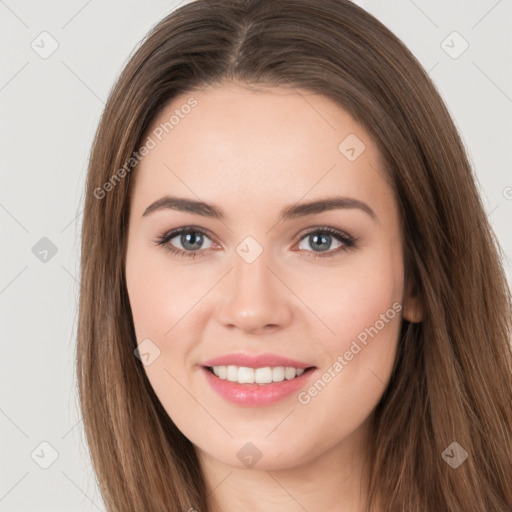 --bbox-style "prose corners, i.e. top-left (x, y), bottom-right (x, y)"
top-left (212, 365), bottom-right (305, 383)
top-left (226, 365), bottom-right (238, 382)
top-left (238, 366), bottom-right (255, 383)
top-left (284, 367), bottom-right (297, 380)
top-left (272, 366), bottom-right (285, 382)
top-left (254, 367), bottom-right (273, 384)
